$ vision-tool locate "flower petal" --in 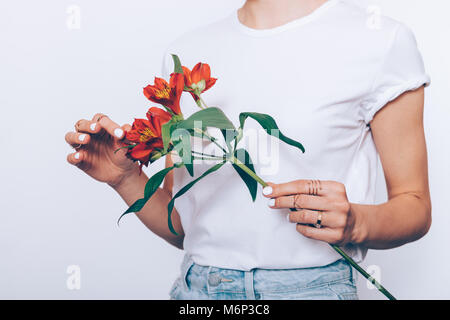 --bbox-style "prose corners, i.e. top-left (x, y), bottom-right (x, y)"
top-left (154, 77), bottom-right (169, 89)
top-left (128, 143), bottom-right (152, 164)
top-left (182, 66), bottom-right (192, 86)
top-left (147, 107), bottom-right (172, 124)
top-left (168, 73), bottom-right (184, 115)
top-left (147, 107), bottom-right (172, 136)
top-left (204, 77), bottom-right (217, 91)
